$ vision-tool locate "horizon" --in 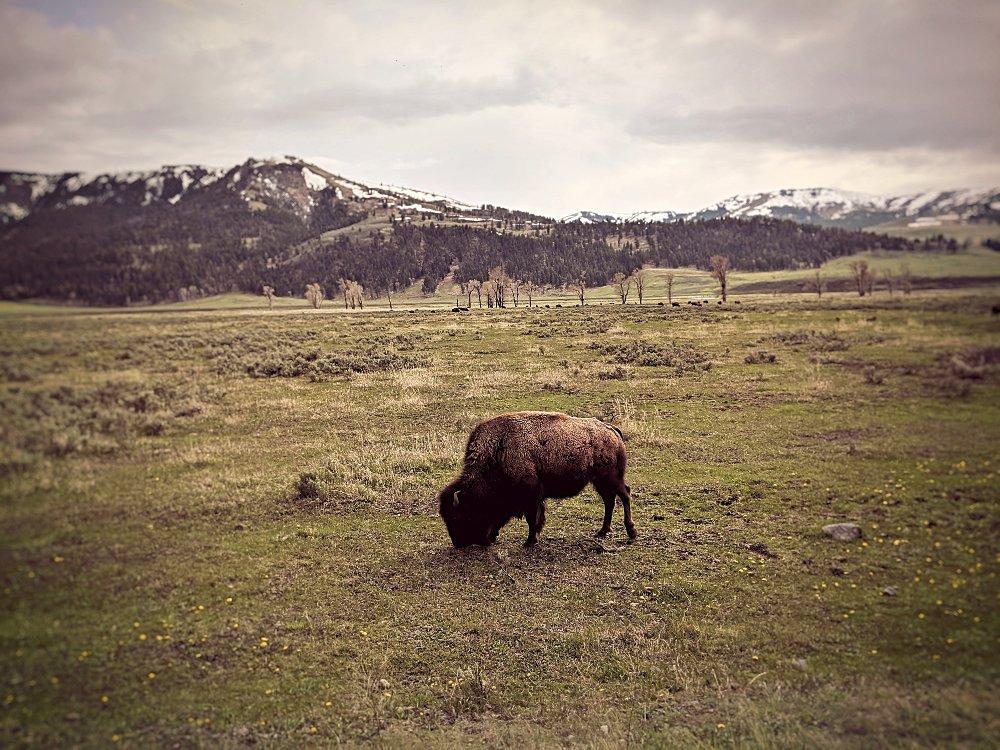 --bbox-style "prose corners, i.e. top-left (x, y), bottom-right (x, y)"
top-left (2, 1), bottom-right (998, 217)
